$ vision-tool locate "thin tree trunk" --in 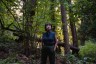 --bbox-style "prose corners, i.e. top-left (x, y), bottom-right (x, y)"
top-left (80, 18), bottom-right (86, 46)
top-left (60, 3), bottom-right (70, 54)
top-left (68, 0), bottom-right (78, 54)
